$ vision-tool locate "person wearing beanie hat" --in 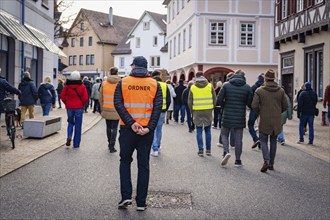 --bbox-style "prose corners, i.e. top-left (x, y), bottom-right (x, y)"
top-left (252, 69), bottom-right (288, 172)
top-left (150, 70), bottom-right (171, 157)
top-left (248, 73), bottom-right (265, 149)
top-left (174, 78), bottom-right (187, 124)
top-left (114, 55), bottom-right (163, 210)
top-left (297, 81), bottom-right (318, 145)
top-left (61, 70), bottom-right (88, 148)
